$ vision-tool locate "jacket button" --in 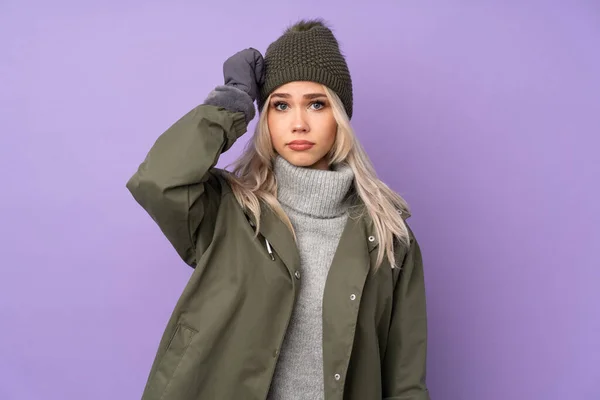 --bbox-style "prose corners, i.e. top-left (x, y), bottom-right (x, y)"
top-left (350, 294), bottom-right (356, 301)
top-left (294, 271), bottom-right (301, 279)
top-left (368, 236), bottom-right (375, 242)
top-left (334, 373), bottom-right (341, 381)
